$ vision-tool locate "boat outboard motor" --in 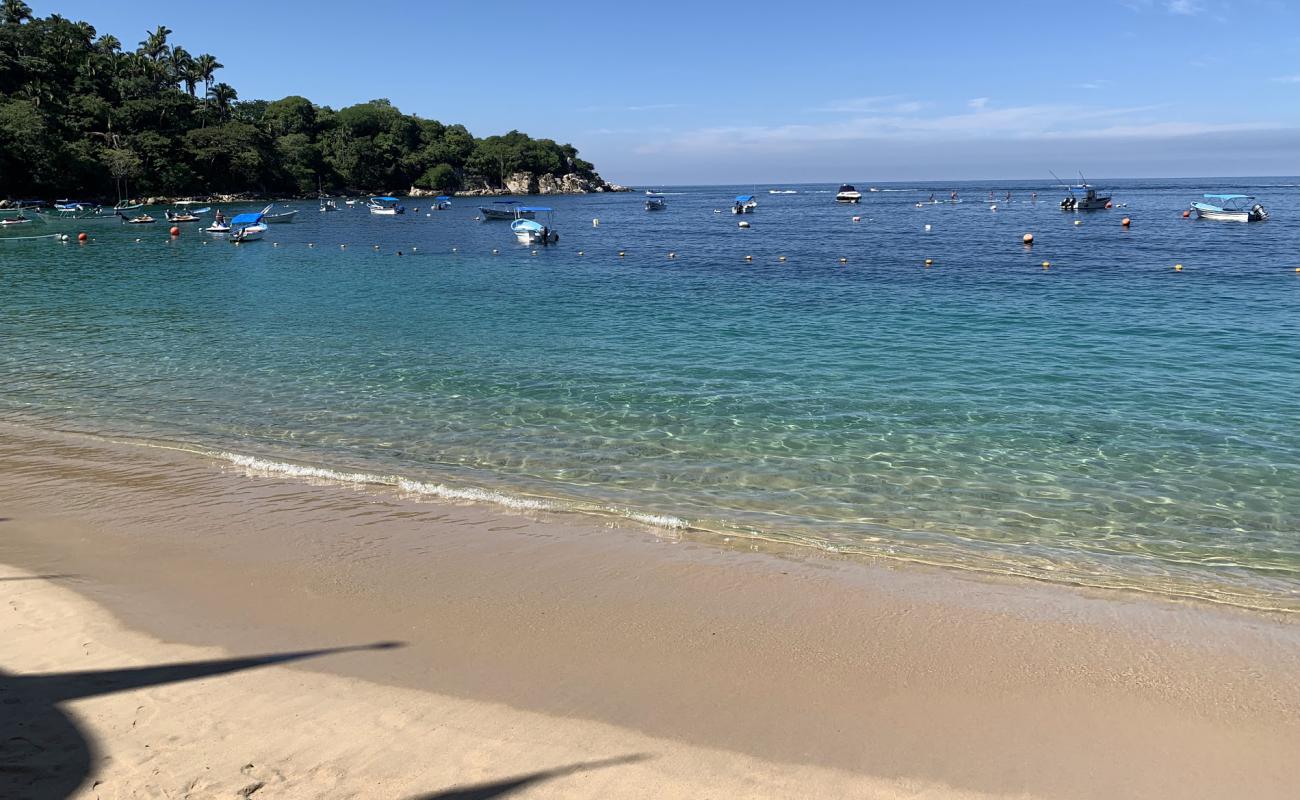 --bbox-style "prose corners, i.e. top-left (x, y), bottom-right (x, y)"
top-left (1252, 203), bottom-right (1268, 221)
